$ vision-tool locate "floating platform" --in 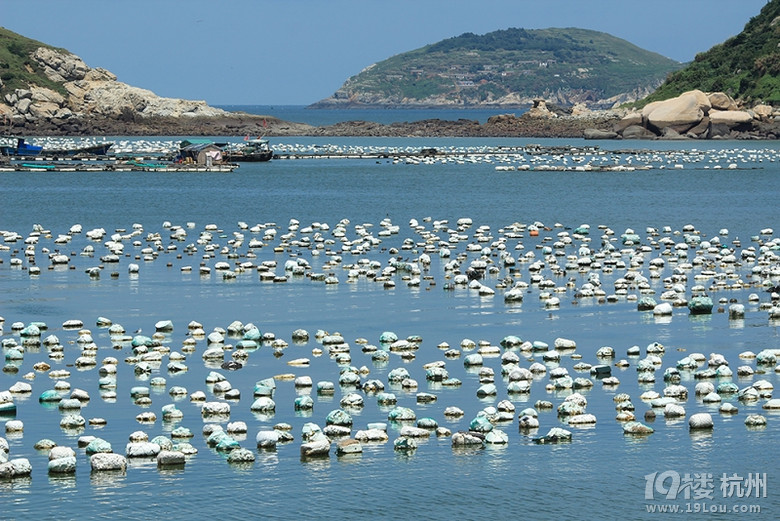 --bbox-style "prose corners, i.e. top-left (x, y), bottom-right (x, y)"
top-left (0, 159), bottom-right (238, 173)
